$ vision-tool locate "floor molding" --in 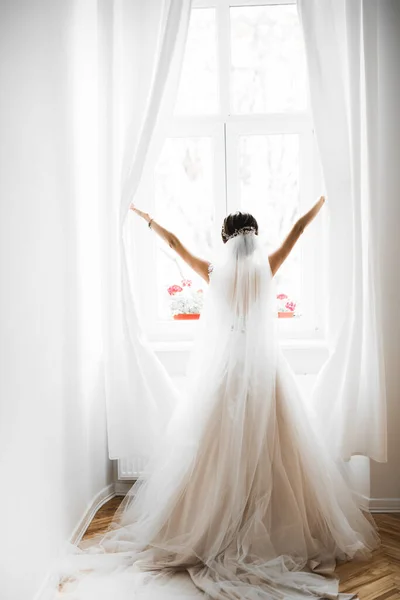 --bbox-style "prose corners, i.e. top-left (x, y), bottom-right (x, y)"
top-left (70, 482), bottom-right (115, 545)
top-left (114, 480), bottom-right (137, 496)
top-left (354, 493), bottom-right (400, 513)
top-left (370, 497), bottom-right (400, 513)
